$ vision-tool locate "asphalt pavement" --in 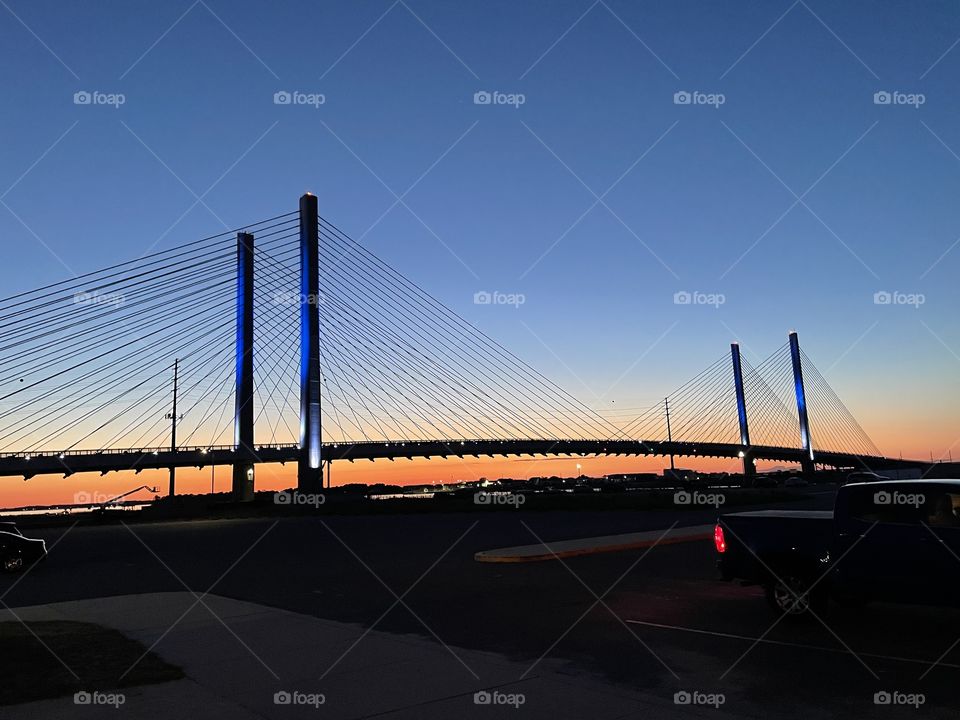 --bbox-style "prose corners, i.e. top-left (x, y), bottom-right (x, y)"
top-left (2, 492), bottom-right (957, 719)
